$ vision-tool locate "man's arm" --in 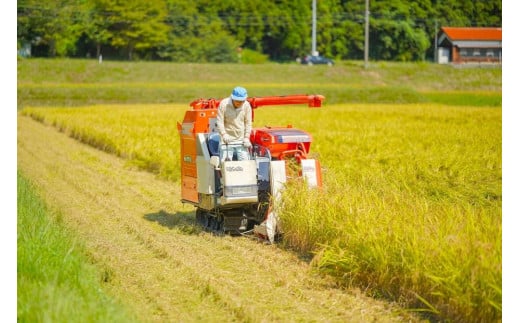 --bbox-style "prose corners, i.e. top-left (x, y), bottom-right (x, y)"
top-left (244, 104), bottom-right (252, 139)
top-left (216, 102), bottom-right (226, 136)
